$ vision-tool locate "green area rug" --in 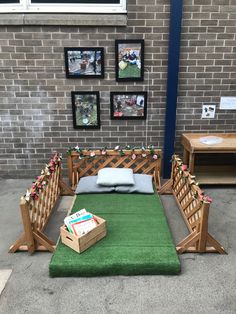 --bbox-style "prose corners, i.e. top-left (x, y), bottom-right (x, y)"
top-left (49, 193), bottom-right (180, 277)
